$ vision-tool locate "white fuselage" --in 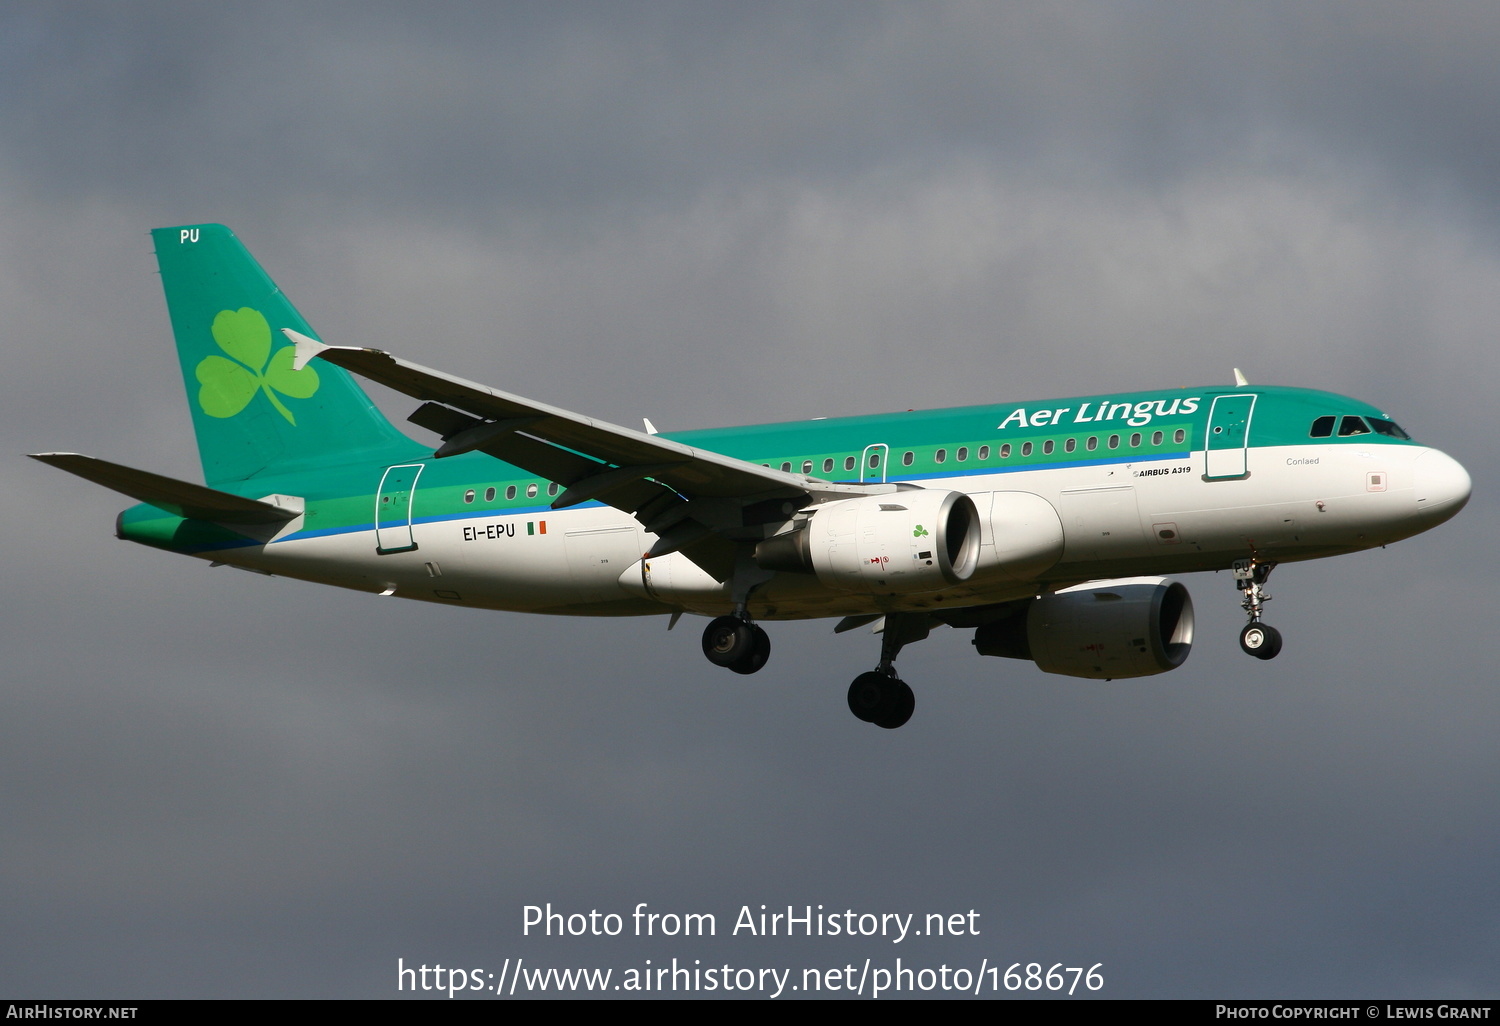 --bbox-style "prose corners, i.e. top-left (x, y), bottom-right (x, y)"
top-left (205, 440), bottom-right (1469, 621)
